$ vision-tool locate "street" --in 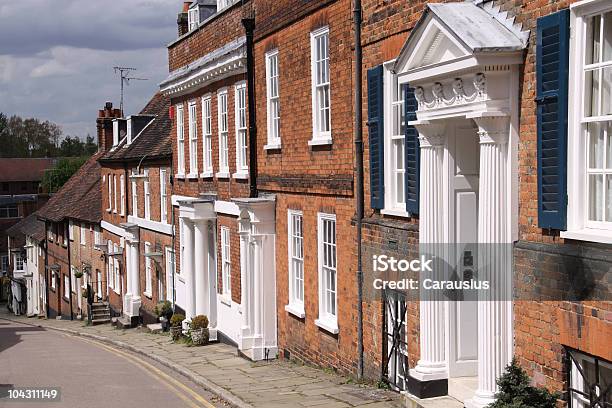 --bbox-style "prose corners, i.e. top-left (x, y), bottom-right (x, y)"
top-left (0, 319), bottom-right (225, 408)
